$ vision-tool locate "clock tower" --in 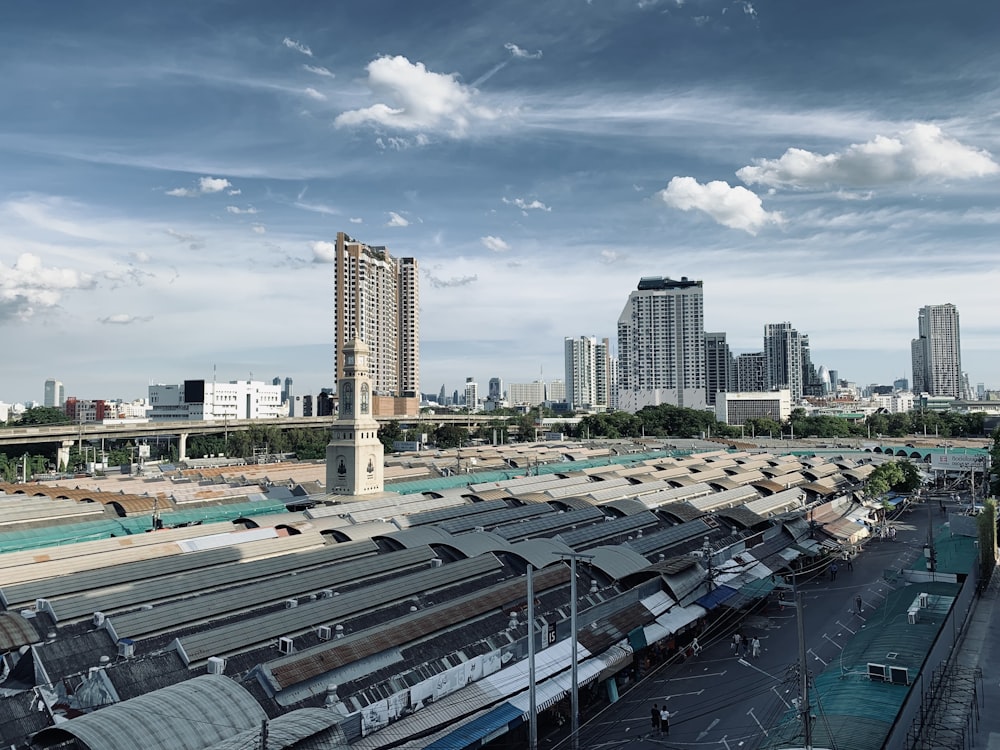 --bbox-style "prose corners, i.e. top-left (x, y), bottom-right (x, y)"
top-left (326, 337), bottom-right (384, 495)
